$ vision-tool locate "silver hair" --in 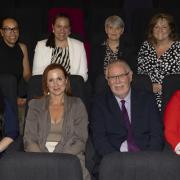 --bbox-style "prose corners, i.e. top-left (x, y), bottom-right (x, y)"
top-left (105, 15), bottom-right (125, 28)
top-left (105, 59), bottom-right (132, 78)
